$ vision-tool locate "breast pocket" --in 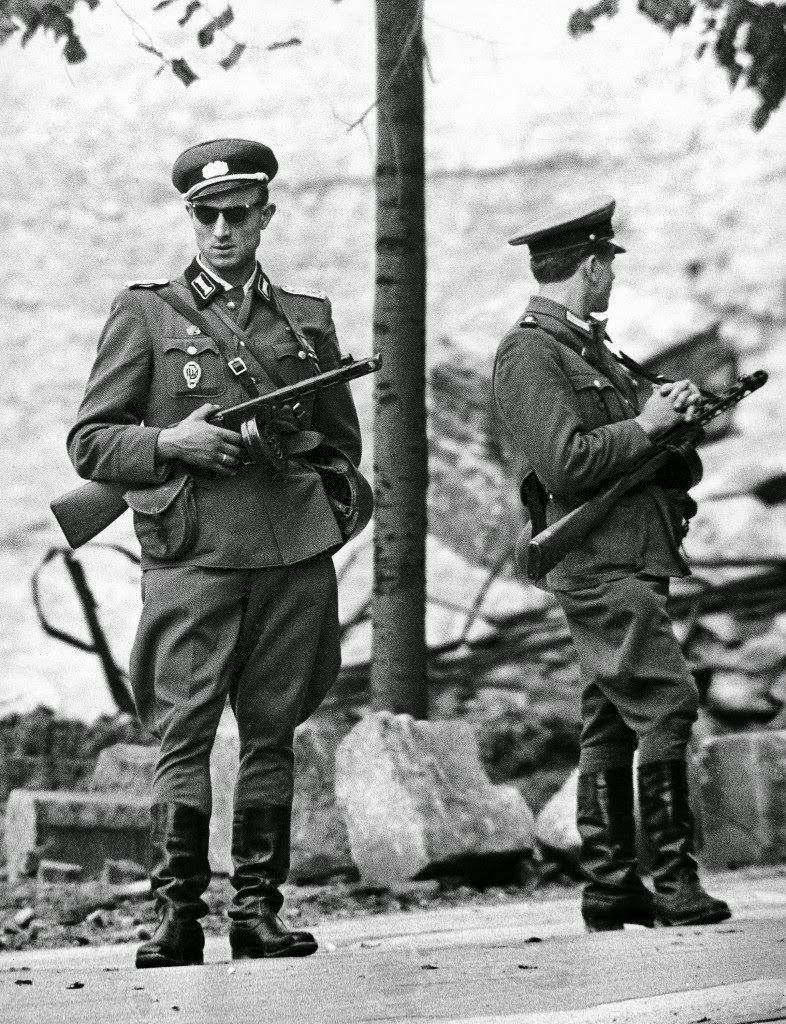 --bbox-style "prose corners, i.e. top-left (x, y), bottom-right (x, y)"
top-left (568, 371), bottom-right (625, 428)
top-left (271, 339), bottom-right (318, 420)
top-left (163, 337), bottom-right (226, 398)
